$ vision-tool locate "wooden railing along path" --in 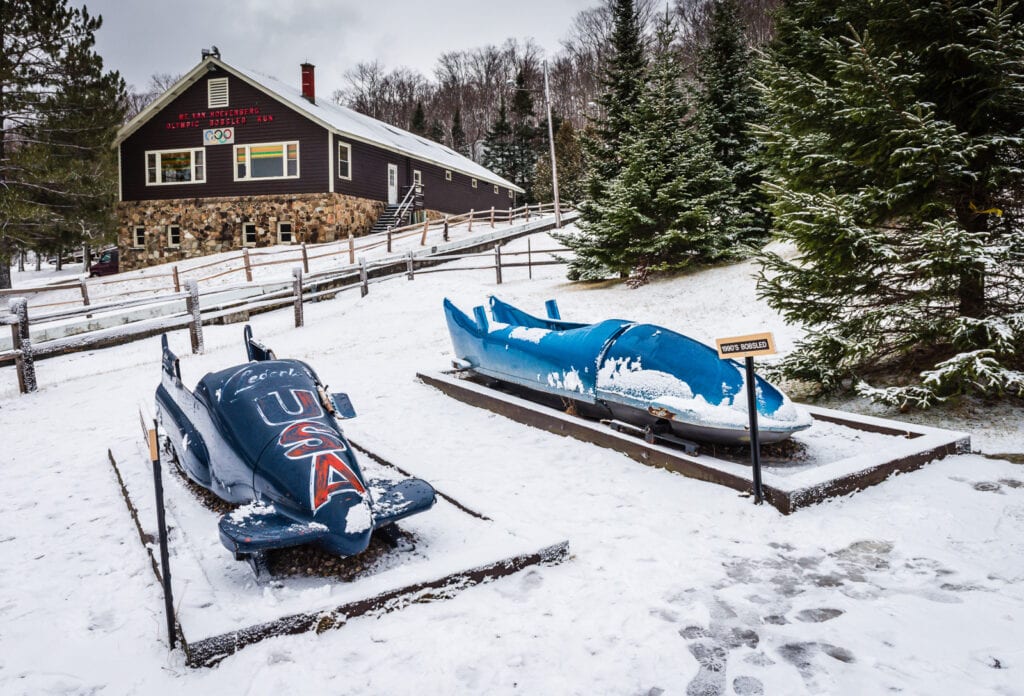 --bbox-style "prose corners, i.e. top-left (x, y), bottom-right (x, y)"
top-left (1, 206), bottom-right (576, 394)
